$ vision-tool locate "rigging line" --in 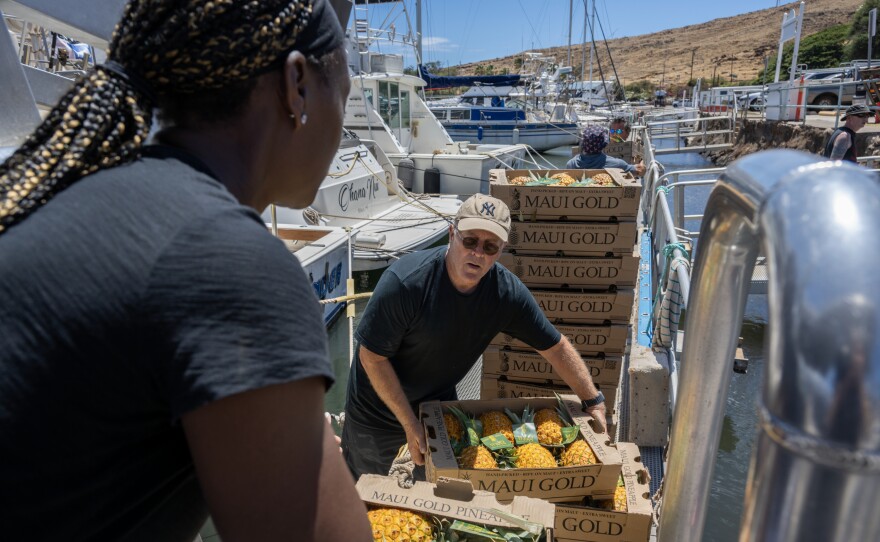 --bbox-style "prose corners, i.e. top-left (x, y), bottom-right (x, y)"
top-left (516, 0), bottom-right (544, 51)
top-left (455, 0), bottom-right (480, 68)
top-left (585, 6), bottom-right (614, 112)
top-left (595, 6), bottom-right (626, 104)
